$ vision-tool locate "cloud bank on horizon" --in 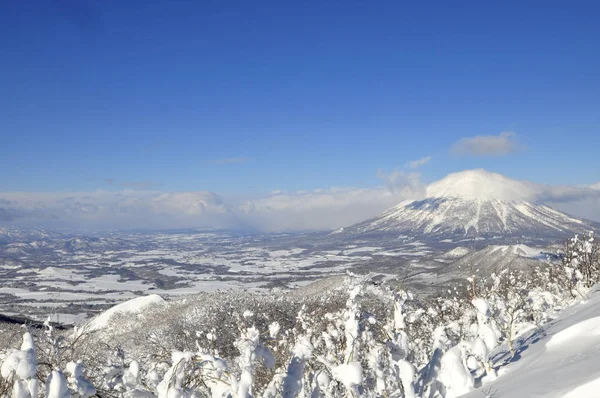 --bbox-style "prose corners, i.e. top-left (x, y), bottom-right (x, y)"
top-left (1, 170), bottom-right (599, 232)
